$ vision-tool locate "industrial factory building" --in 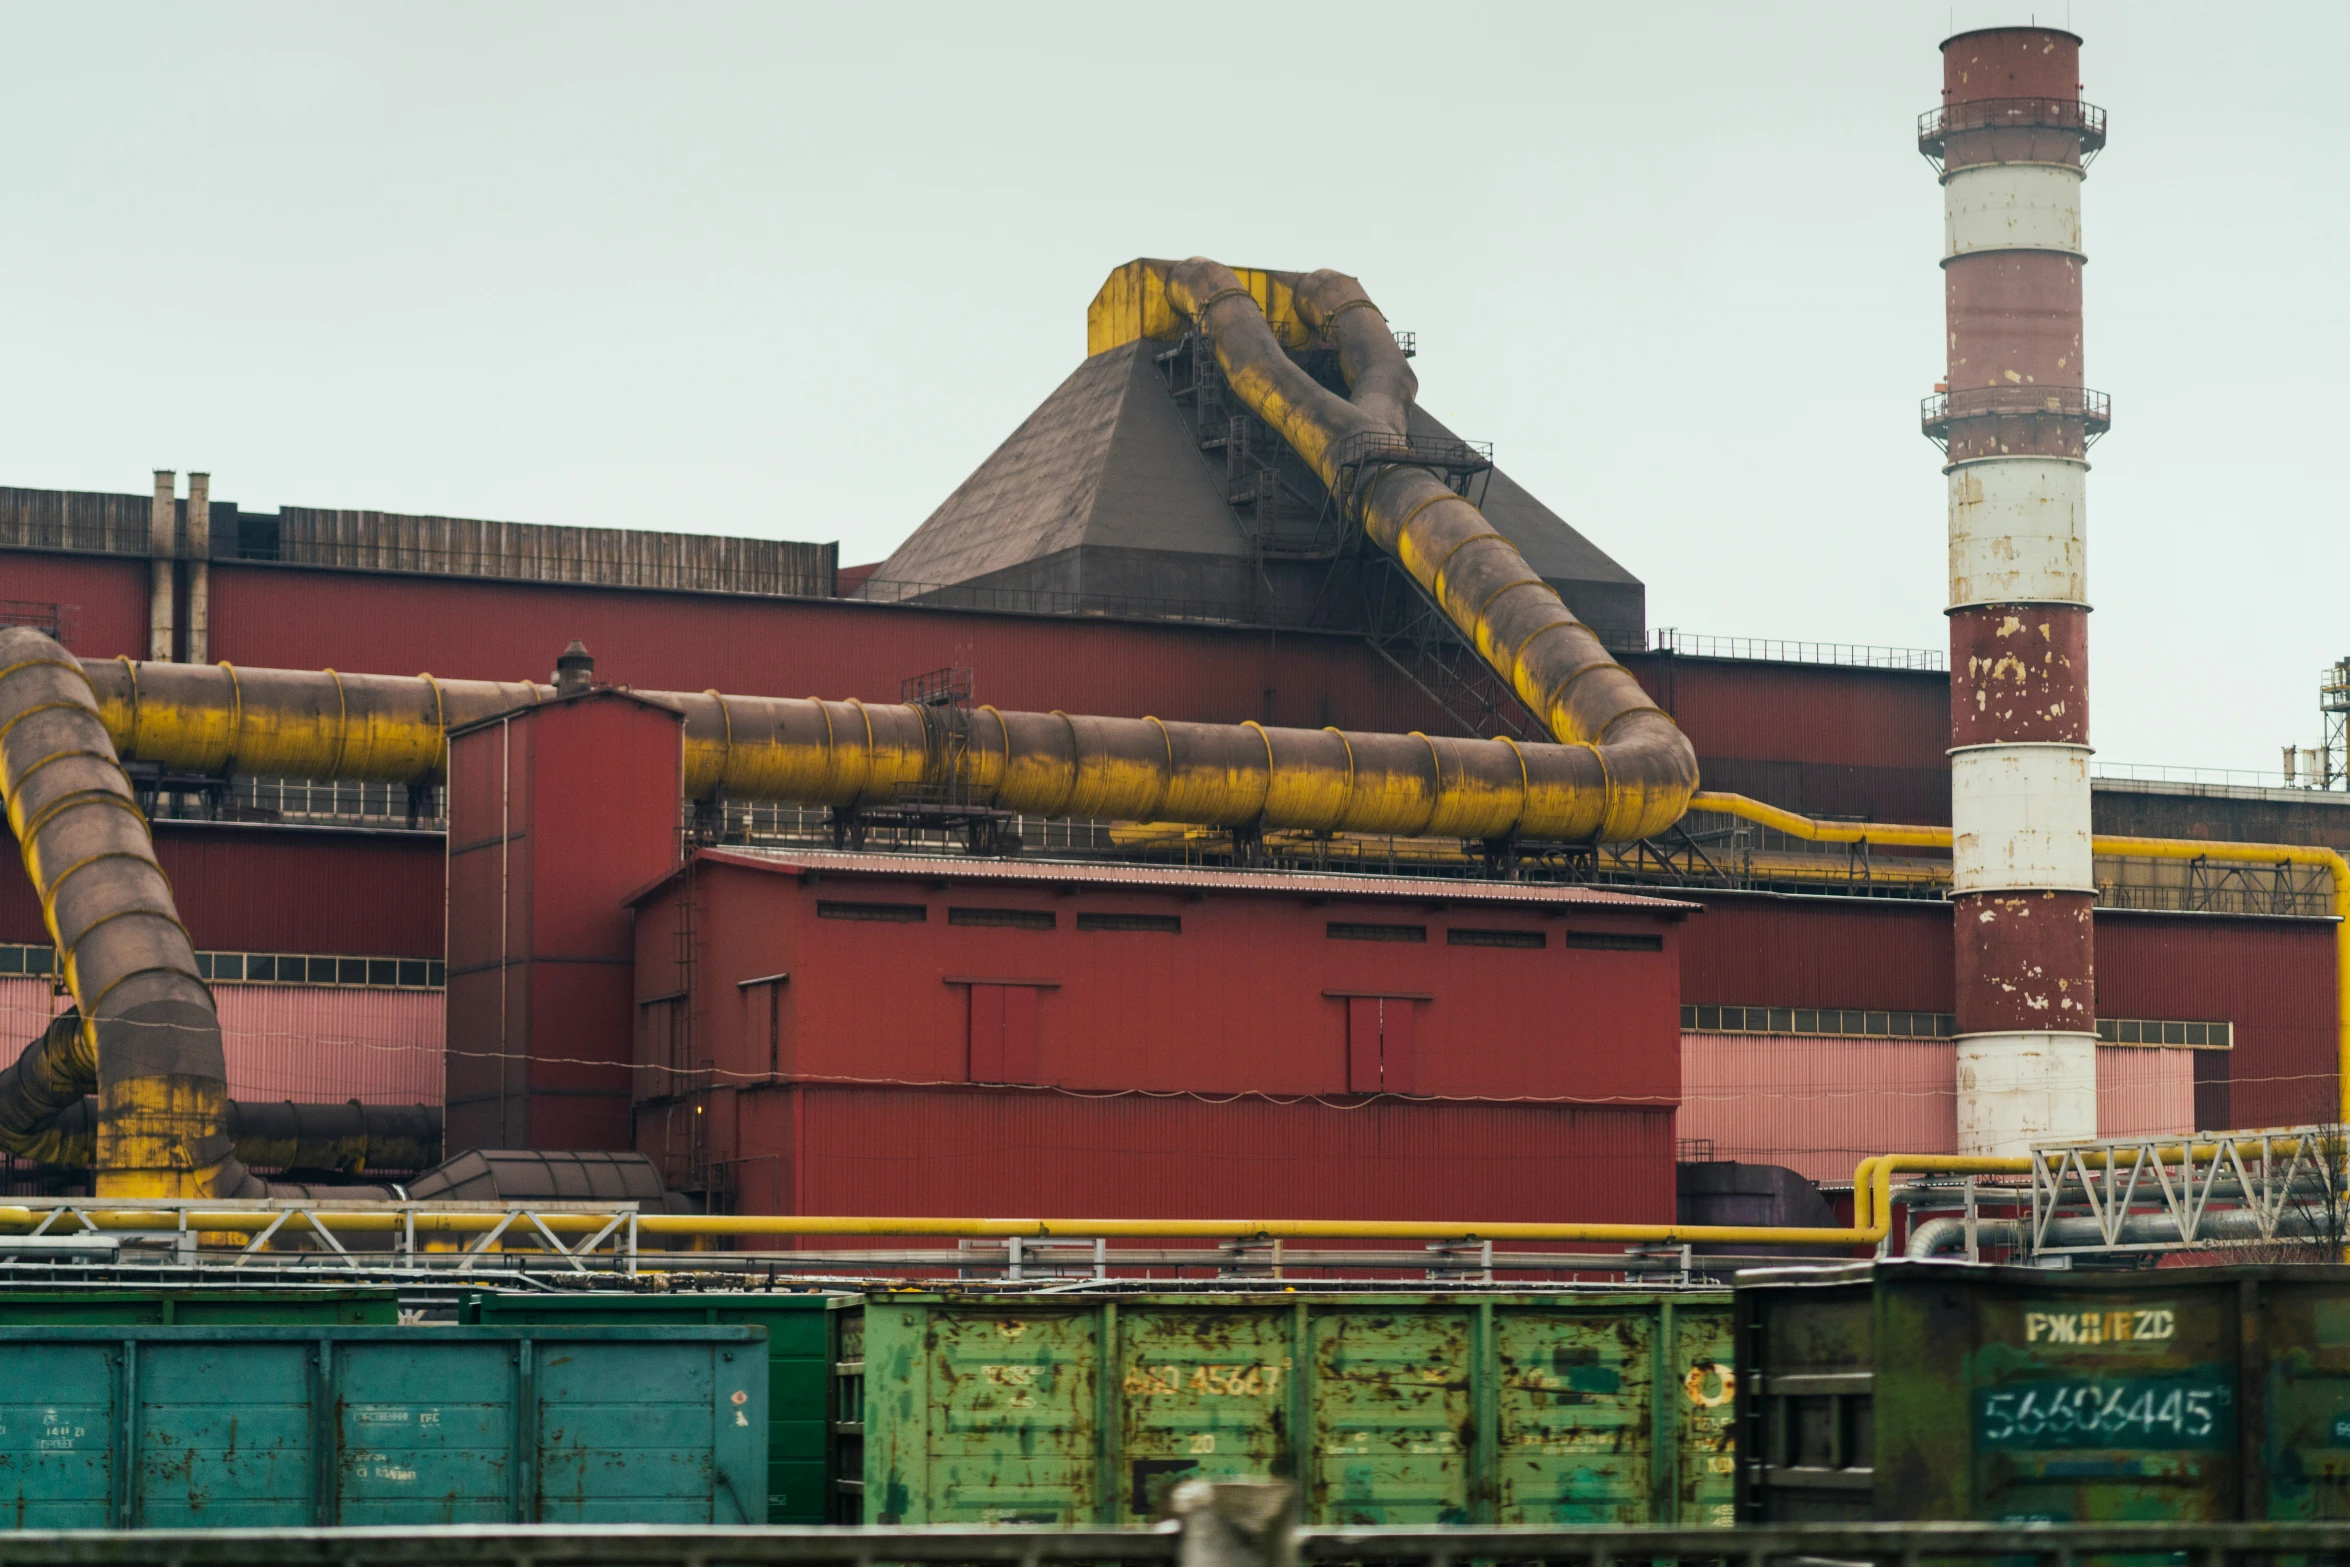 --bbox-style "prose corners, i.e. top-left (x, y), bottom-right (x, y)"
top-left (0, 24), bottom-right (2341, 1233)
